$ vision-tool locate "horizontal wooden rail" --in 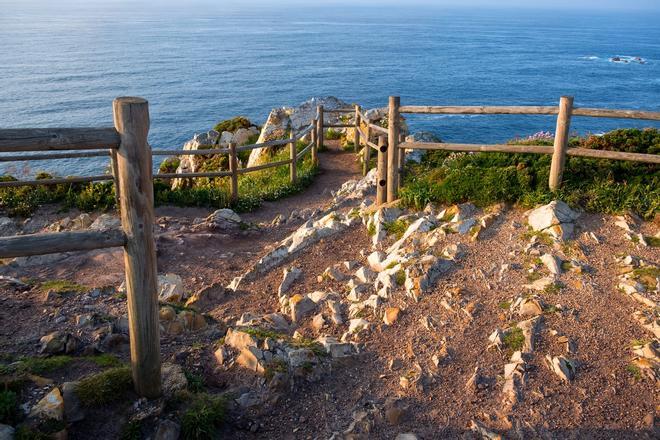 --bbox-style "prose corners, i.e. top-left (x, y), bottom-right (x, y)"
top-left (0, 128), bottom-right (120, 152)
top-left (0, 228), bottom-right (126, 258)
top-left (400, 141), bottom-right (660, 164)
top-left (571, 108), bottom-right (660, 121)
top-left (324, 108), bottom-right (355, 114)
top-left (366, 140), bottom-right (379, 150)
top-left (0, 175), bottom-right (112, 188)
top-left (152, 148), bottom-right (229, 156)
top-left (399, 105), bottom-right (559, 115)
top-left (155, 171), bottom-right (232, 179)
top-left (369, 123), bottom-right (388, 135)
top-left (0, 150), bottom-right (110, 162)
top-left (325, 124), bottom-right (354, 129)
top-left (399, 105), bottom-right (660, 121)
